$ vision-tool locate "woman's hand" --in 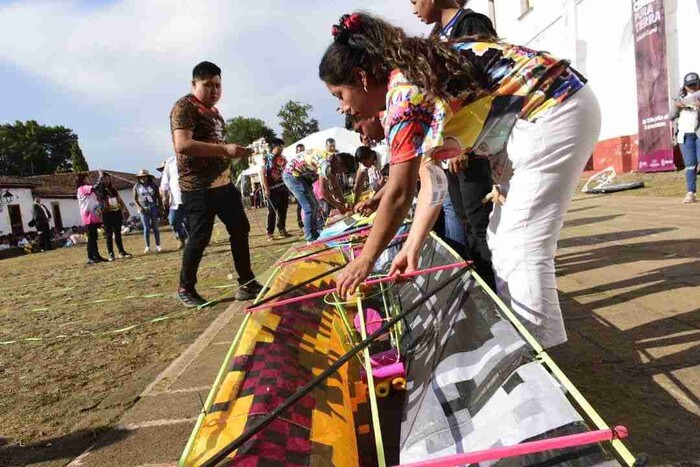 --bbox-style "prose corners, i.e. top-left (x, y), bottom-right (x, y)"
top-left (388, 245), bottom-right (420, 277)
top-left (336, 255), bottom-right (374, 299)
